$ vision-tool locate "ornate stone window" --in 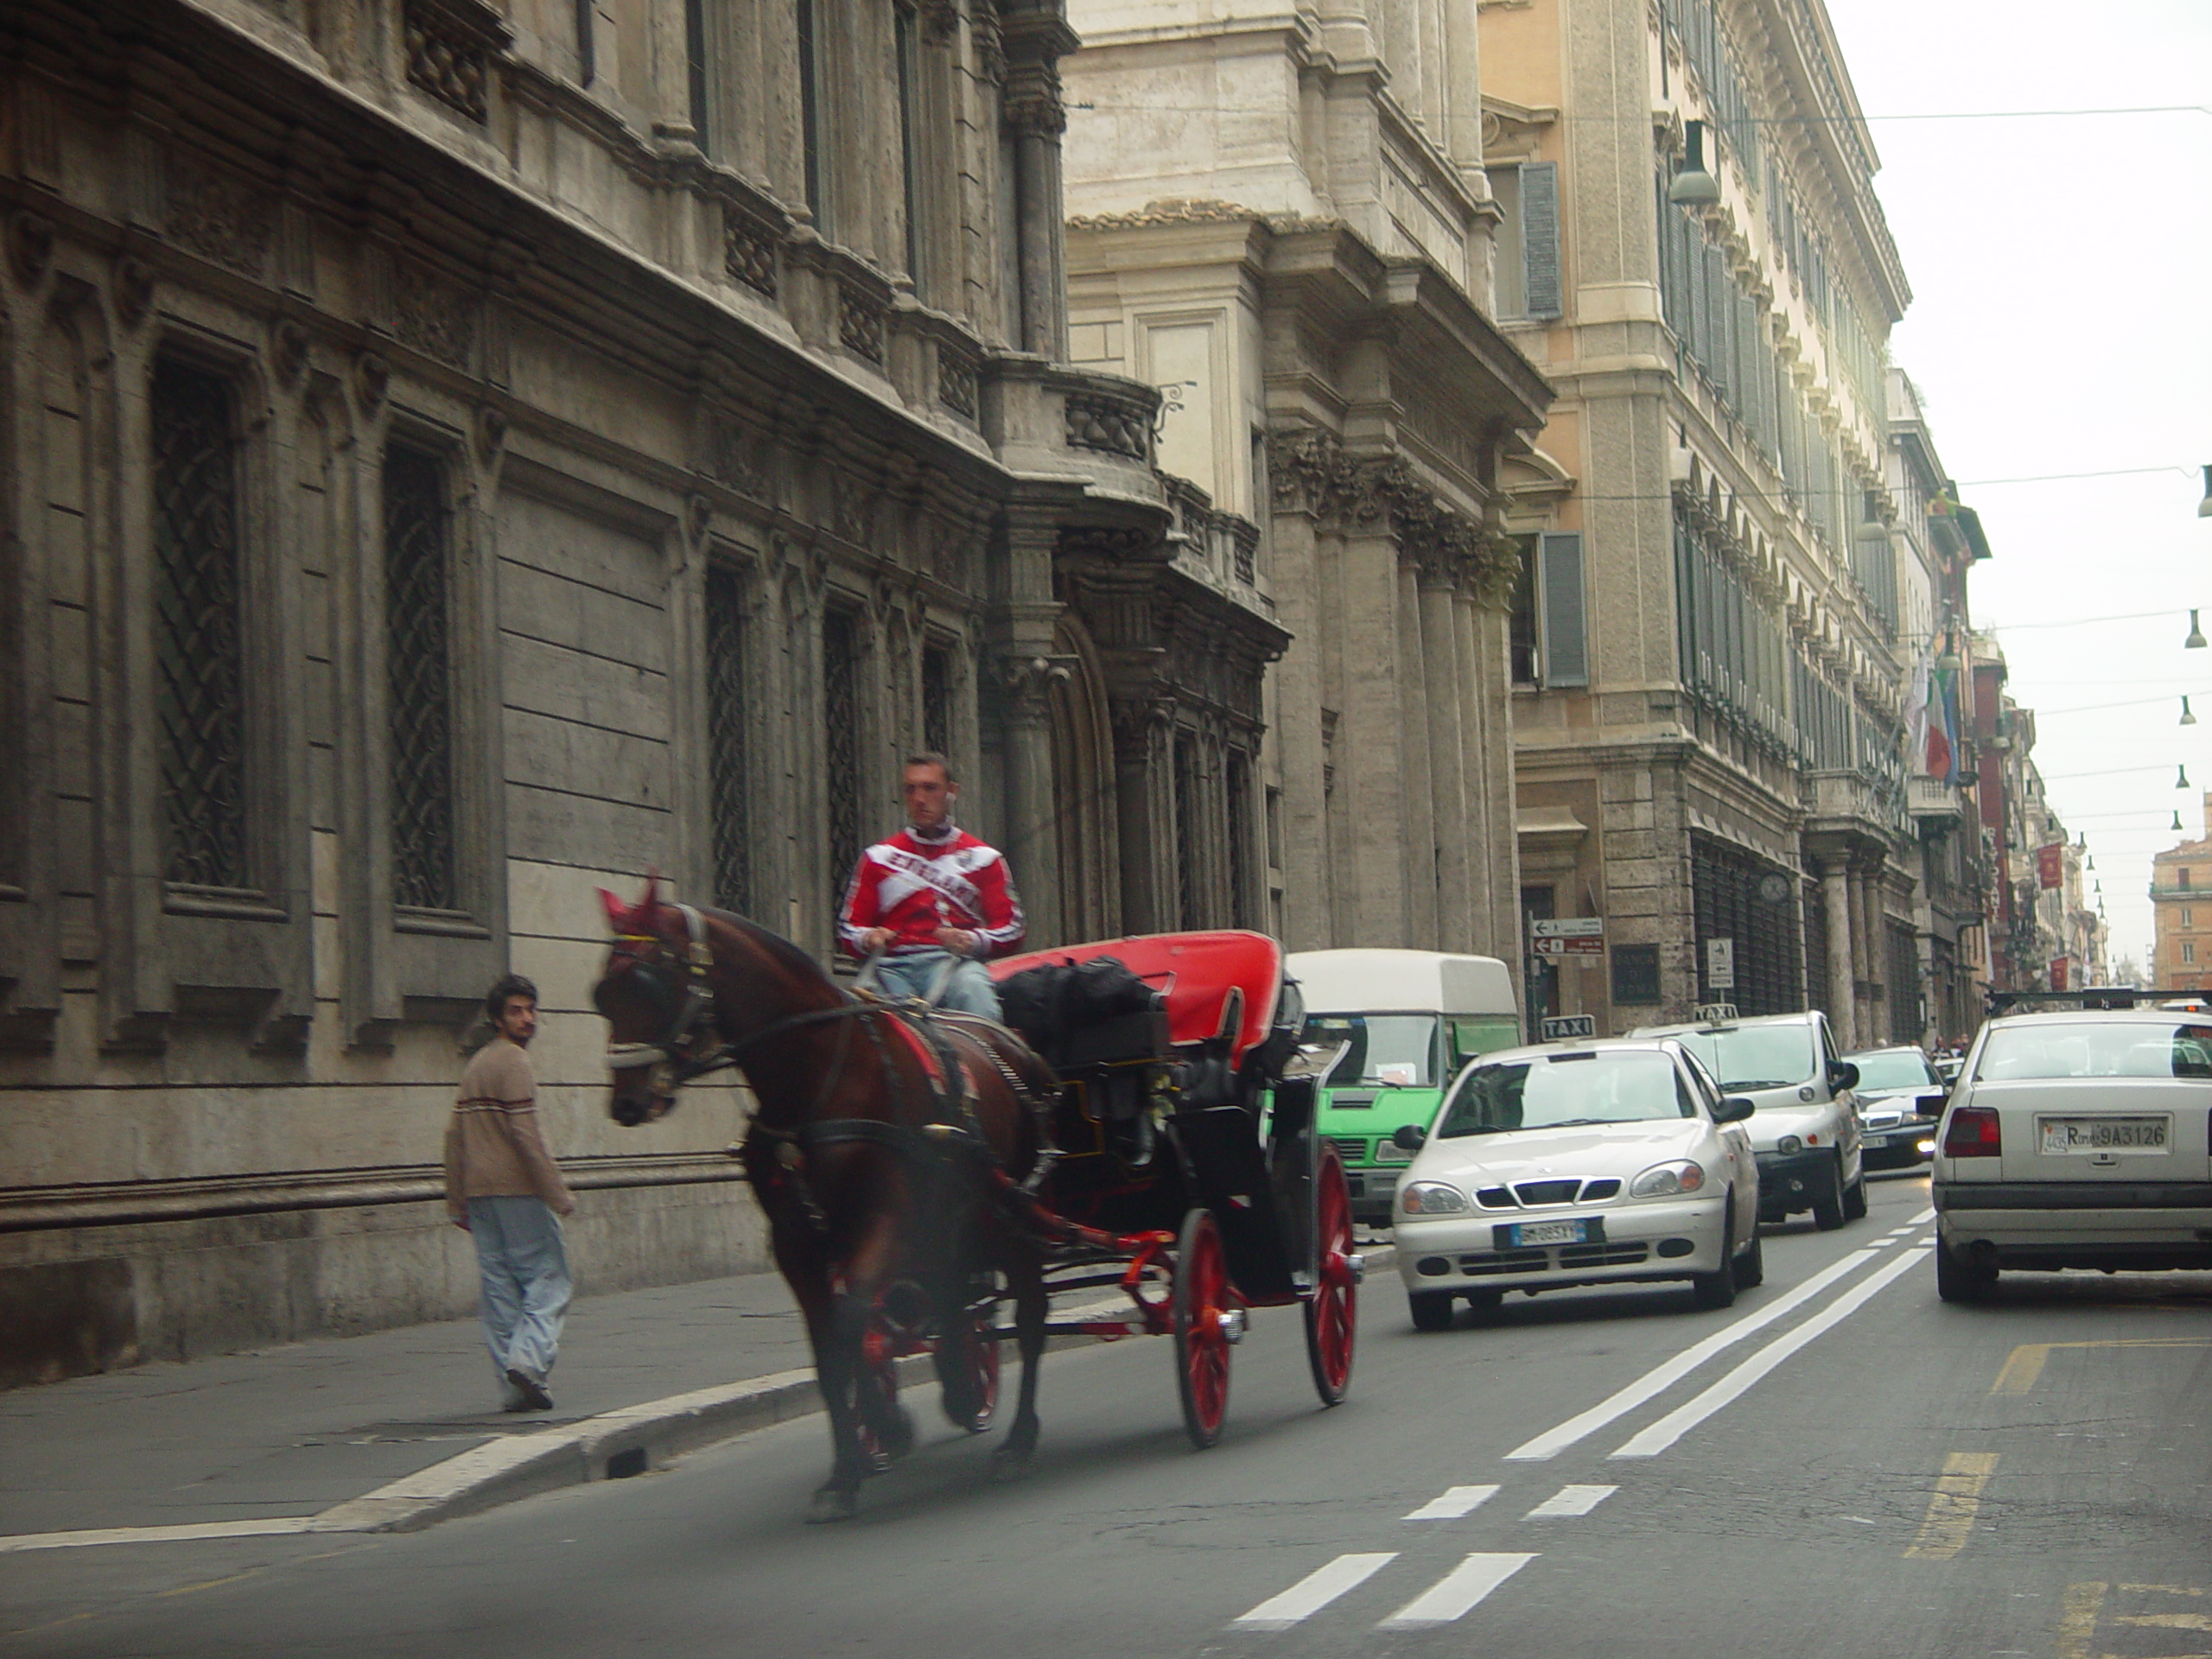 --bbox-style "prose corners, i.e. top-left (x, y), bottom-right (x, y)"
top-left (150, 357), bottom-right (250, 892)
top-left (823, 607), bottom-right (862, 921)
top-left (383, 442), bottom-right (459, 912)
top-left (921, 640), bottom-right (952, 757)
top-left (704, 563), bottom-right (751, 913)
